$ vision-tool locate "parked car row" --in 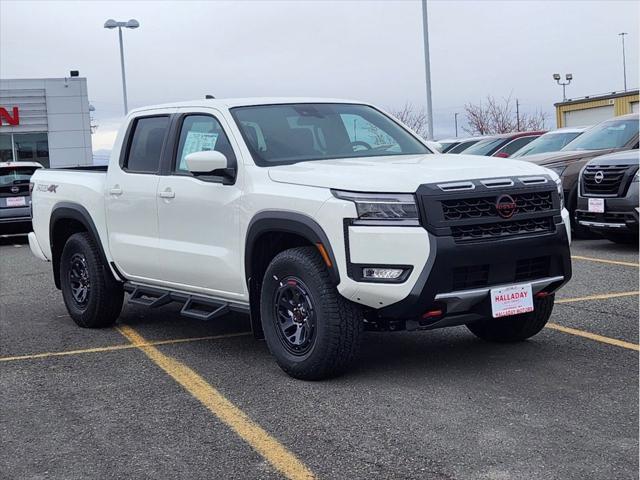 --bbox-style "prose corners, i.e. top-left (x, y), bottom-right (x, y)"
top-left (436, 114), bottom-right (639, 241)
